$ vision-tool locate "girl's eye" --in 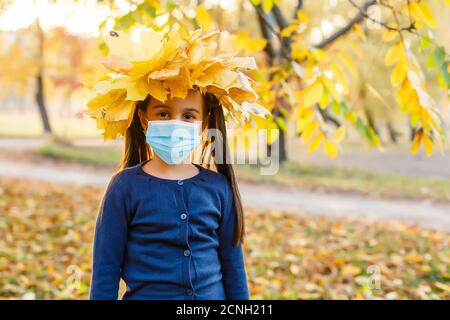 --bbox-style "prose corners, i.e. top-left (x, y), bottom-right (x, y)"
top-left (159, 112), bottom-right (169, 118)
top-left (184, 114), bottom-right (194, 120)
